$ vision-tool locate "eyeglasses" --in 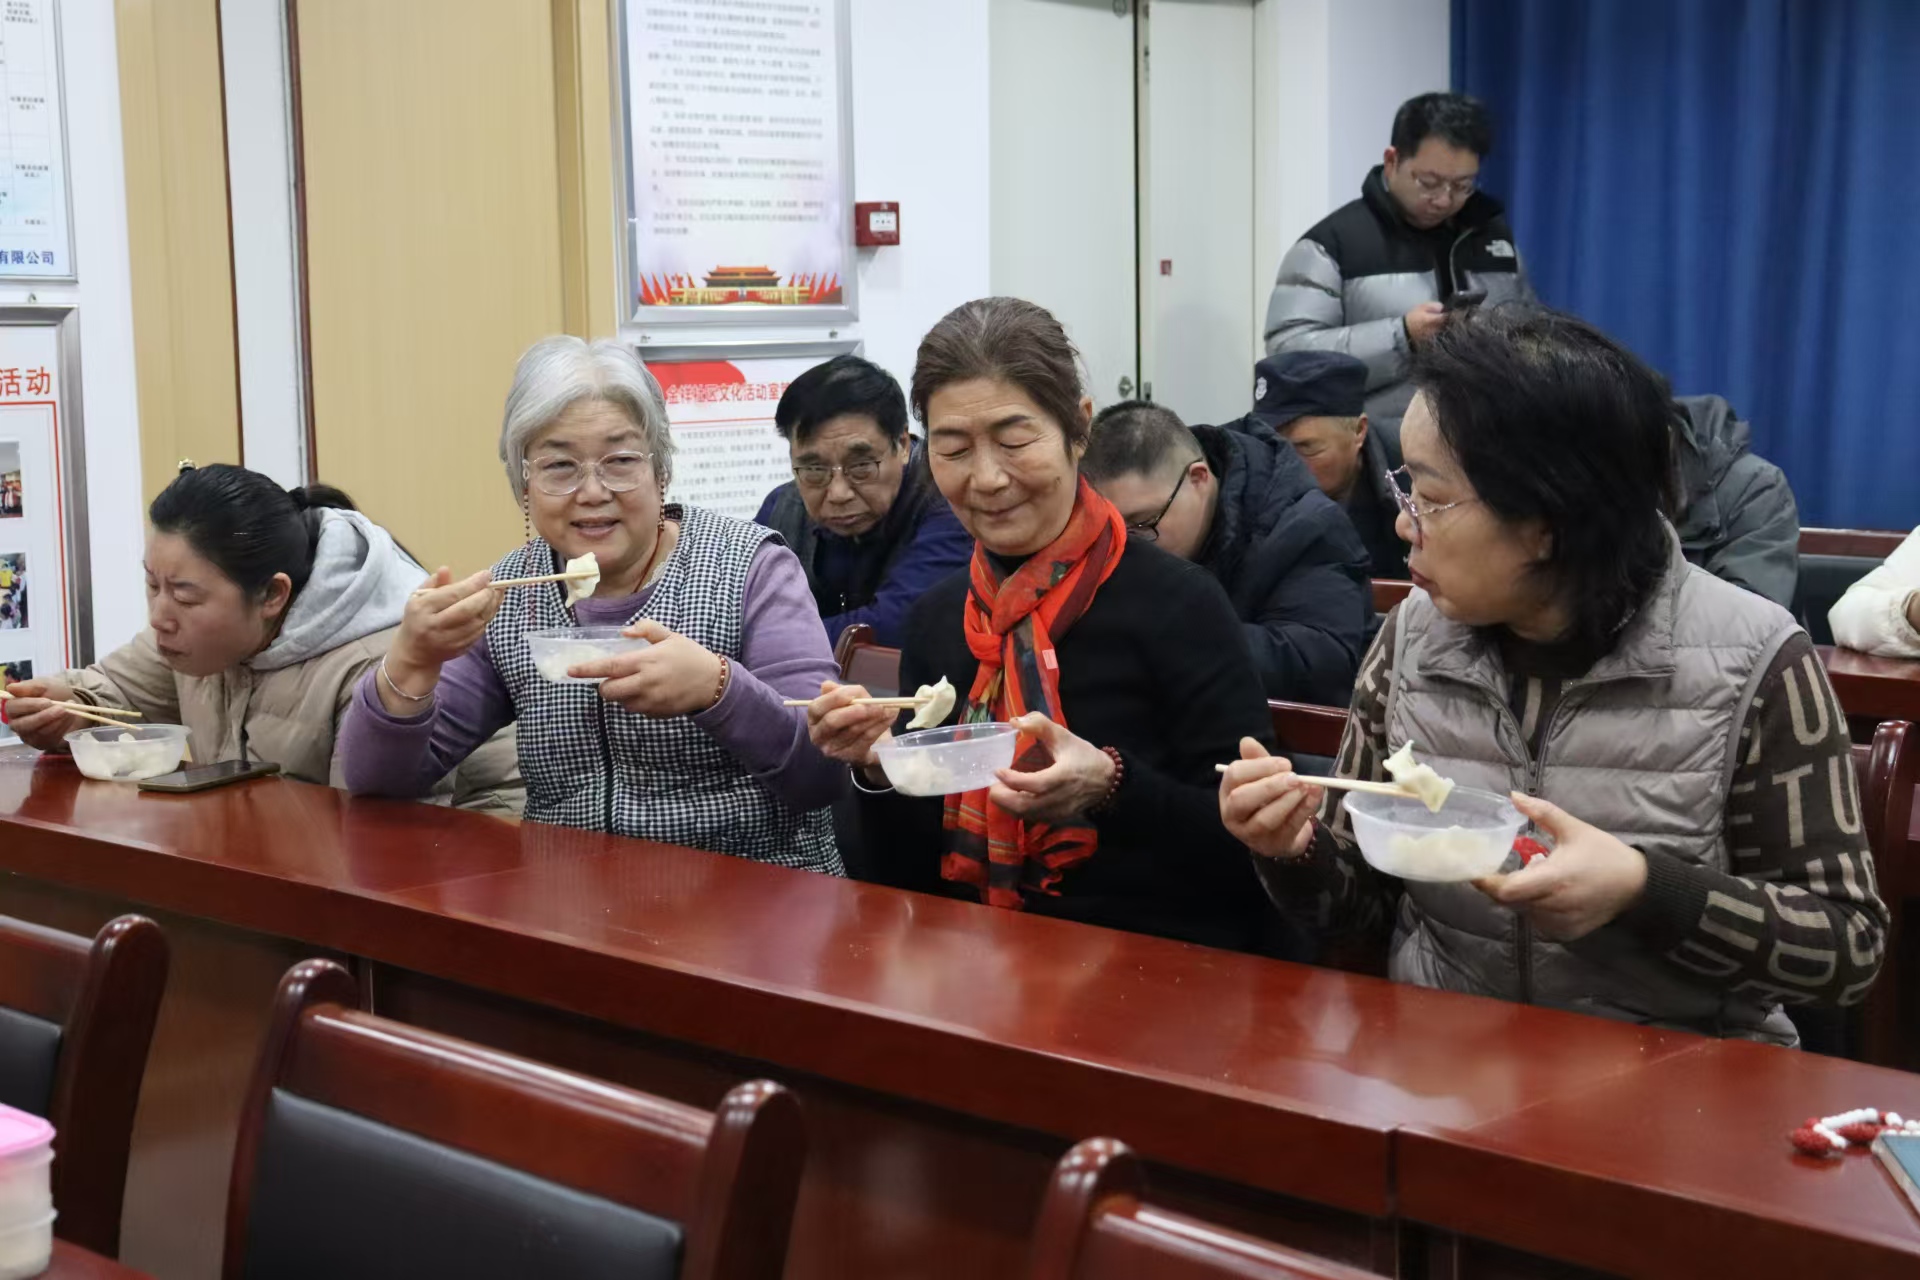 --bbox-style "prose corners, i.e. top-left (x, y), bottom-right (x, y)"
top-left (523, 451), bottom-right (652, 497)
top-left (1411, 171), bottom-right (1478, 199)
top-left (793, 458), bottom-right (885, 489)
top-left (1125, 467), bottom-right (1189, 542)
top-left (1385, 466), bottom-right (1475, 548)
